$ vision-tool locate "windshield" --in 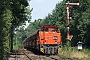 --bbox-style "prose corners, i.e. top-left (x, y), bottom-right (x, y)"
top-left (40, 28), bottom-right (60, 32)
